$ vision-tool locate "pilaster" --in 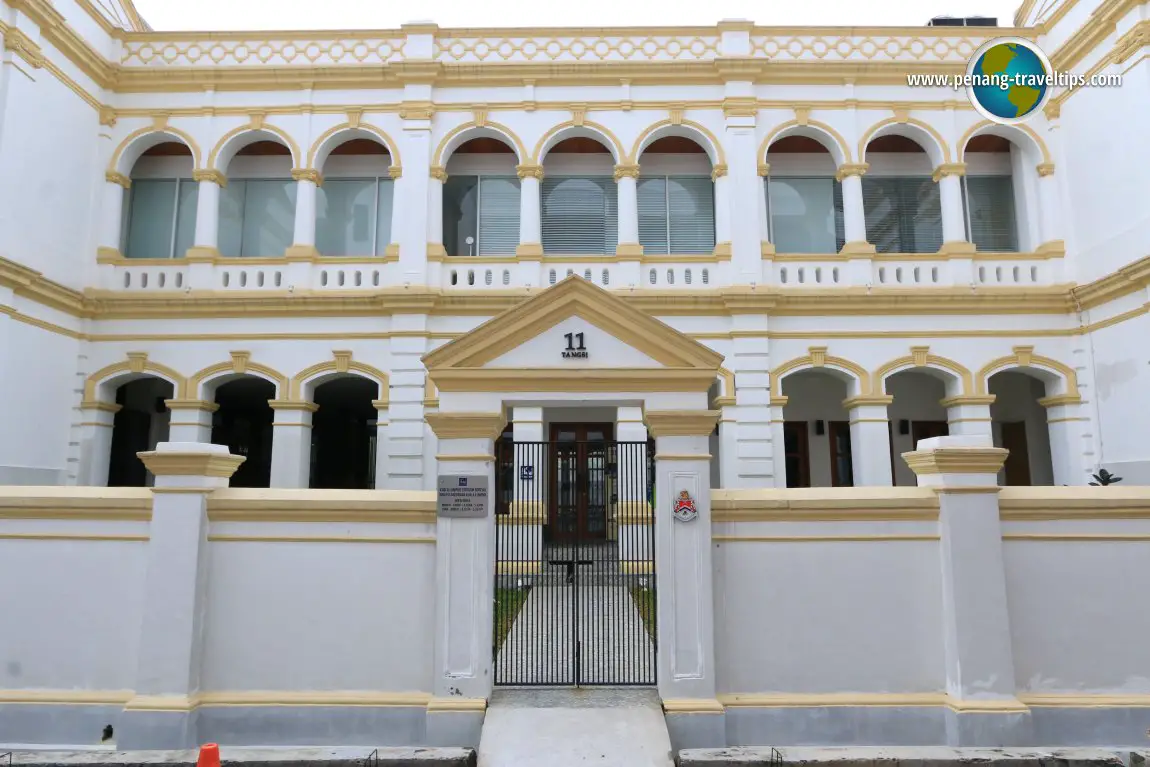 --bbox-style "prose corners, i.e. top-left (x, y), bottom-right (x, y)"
top-left (387, 316), bottom-right (430, 490)
top-left (76, 400), bottom-right (120, 486)
top-left (845, 395), bottom-right (894, 486)
top-left (730, 317), bottom-right (772, 487)
top-left (268, 401), bottom-right (317, 488)
top-left (164, 399), bottom-right (217, 444)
